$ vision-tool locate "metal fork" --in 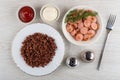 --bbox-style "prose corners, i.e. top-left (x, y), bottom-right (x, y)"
top-left (97, 14), bottom-right (116, 70)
